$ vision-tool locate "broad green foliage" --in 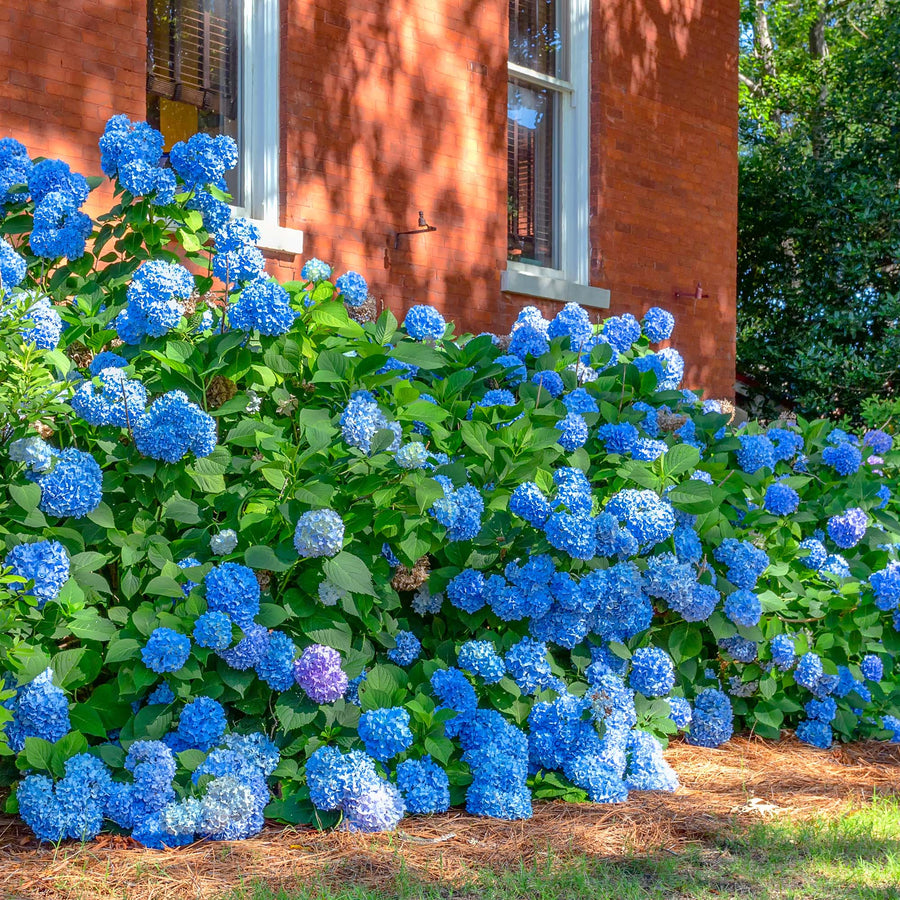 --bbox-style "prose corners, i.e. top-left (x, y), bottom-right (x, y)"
top-left (738, 0), bottom-right (900, 420)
